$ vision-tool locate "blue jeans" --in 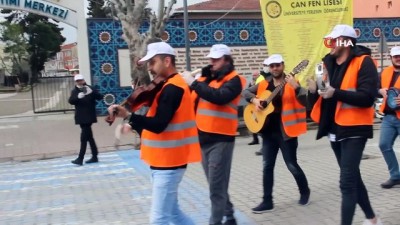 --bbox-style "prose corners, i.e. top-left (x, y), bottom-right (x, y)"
top-left (150, 169), bottom-right (194, 225)
top-left (379, 114), bottom-right (400, 180)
